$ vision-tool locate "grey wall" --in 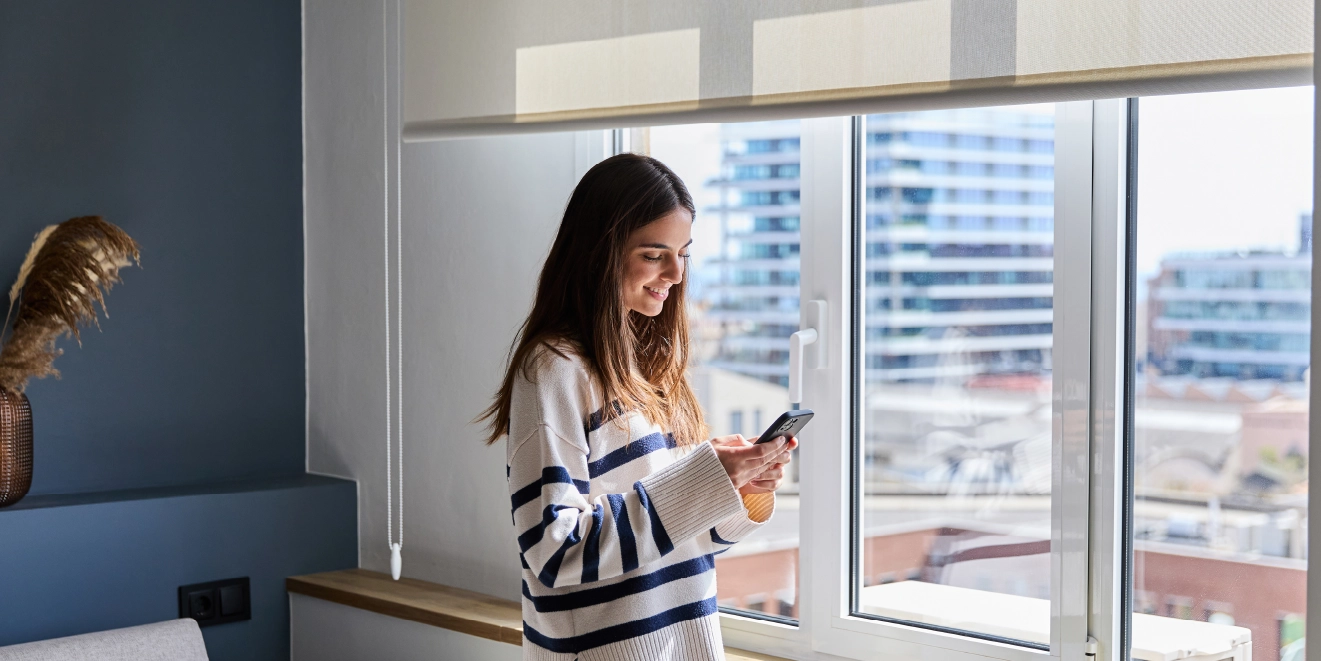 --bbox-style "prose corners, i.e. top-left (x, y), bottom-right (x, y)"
top-left (304, 0), bottom-right (603, 599)
top-left (0, 0), bottom-right (305, 495)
